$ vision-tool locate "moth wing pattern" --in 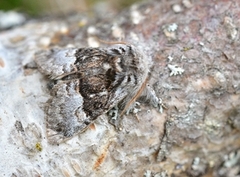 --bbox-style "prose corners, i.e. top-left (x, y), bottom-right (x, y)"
top-left (35, 44), bottom-right (153, 144)
top-left (45, 79), bottom-right (90, 143)
top-left (35, 48), bottom-right (78, 79)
